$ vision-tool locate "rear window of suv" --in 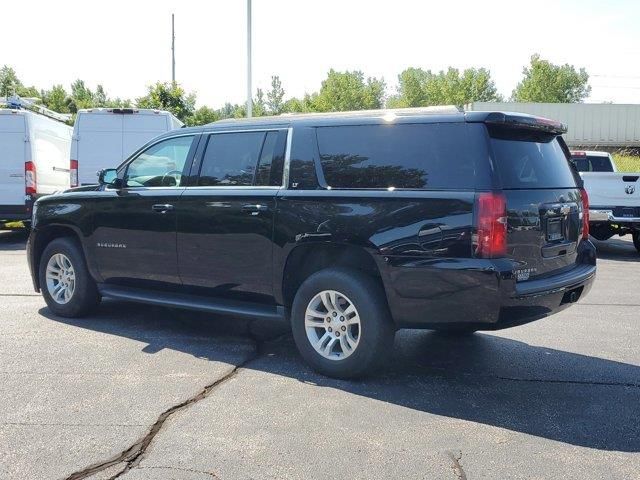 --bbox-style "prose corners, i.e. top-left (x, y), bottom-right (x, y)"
top-left (489, 127), bottom-right (577, 189)
top-left (315, 123), bottom-right (491, 190)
